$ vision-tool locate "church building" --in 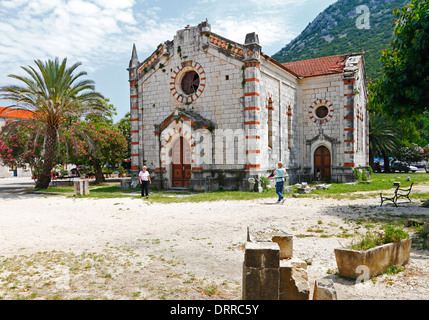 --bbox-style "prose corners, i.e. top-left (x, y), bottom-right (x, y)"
top-left (127, 21), bottom-right (369, 191)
